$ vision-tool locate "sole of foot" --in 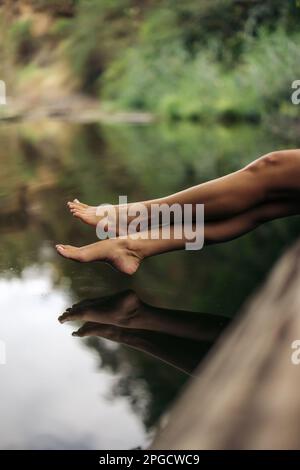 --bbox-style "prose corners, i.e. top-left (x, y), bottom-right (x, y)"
top-left (55, 238), bottom-right (143, 275)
